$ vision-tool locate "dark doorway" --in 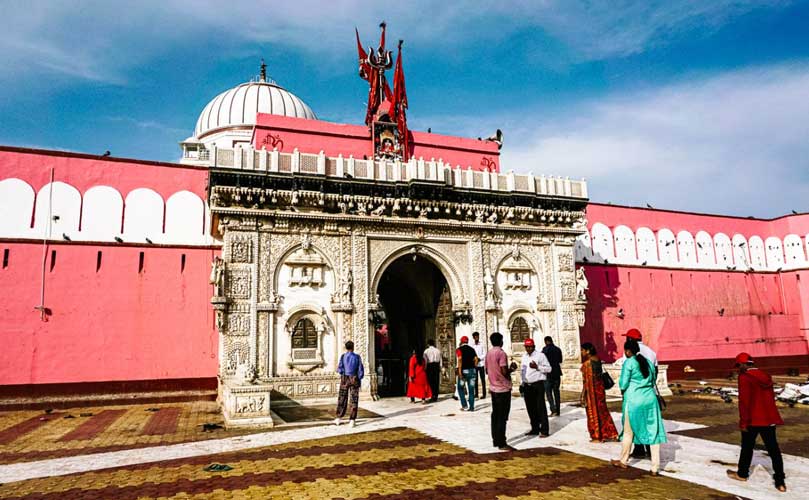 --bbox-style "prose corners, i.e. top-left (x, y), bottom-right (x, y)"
top-left (375, 254), bottom-right (453, 397)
